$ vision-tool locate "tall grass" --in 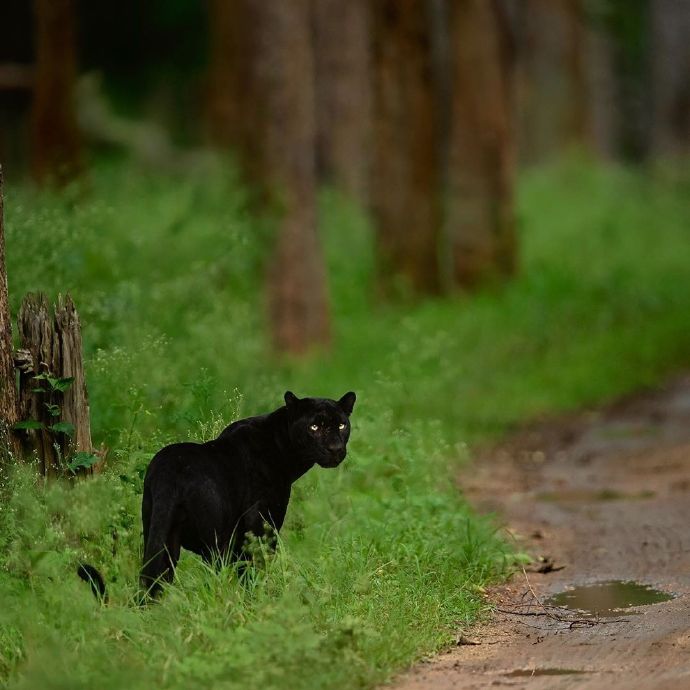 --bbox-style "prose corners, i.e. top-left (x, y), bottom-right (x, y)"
top-left (0, 157), bottom-right (688, 689)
